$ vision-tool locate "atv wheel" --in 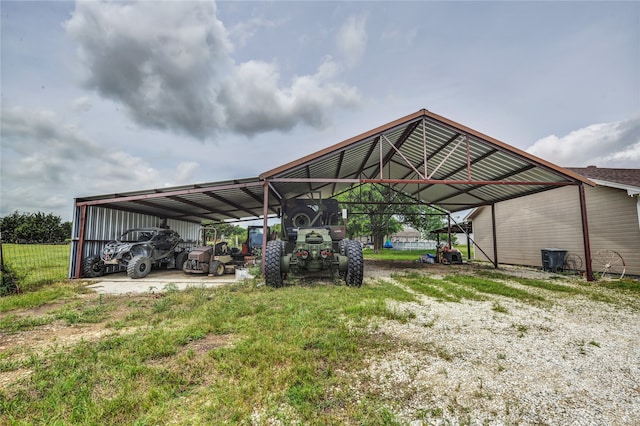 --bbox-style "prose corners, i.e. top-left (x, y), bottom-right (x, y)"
top-left (127, 255), bottom-right (152, 279)
top-left (209, 260), bottom-right (225, 276)
top-left (265, 240), bottom-right (284, 287)
top-left (82, 255), bottom-right (105, 278)
top-left (175, 251), bottom-right (188, 270)
top-left (345, 240), bottom-right (363, 287)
